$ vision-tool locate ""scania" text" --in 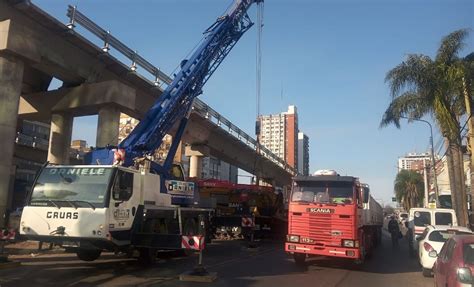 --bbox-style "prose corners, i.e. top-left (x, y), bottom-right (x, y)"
top-left (307, 208), bottom-right (334, 213)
